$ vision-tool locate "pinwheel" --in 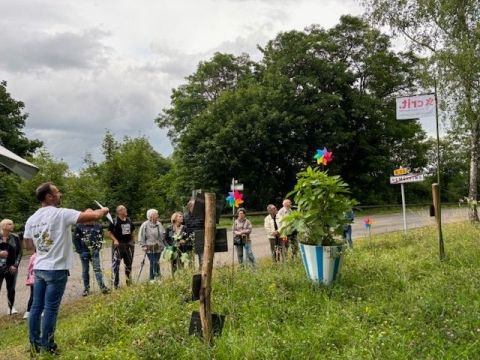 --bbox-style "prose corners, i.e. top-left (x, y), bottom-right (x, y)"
top-left (364, 217), bottom-right (373, 240)
top-left (226, 191), bottom-right (244, 208)
top-left (314, 147), bottom-right (333, 166)
top-left (363, 217), bottom-right (373, 229)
